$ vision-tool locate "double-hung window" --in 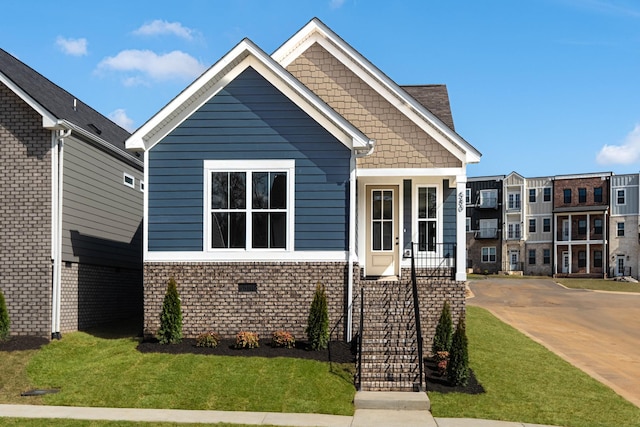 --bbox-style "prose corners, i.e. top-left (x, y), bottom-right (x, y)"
top-left (481, 247), bottom-right (496, 263)
top-left (206, 160), bottom-right (294, 251)
top-left (418, 187), bottom-right (437, 251)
